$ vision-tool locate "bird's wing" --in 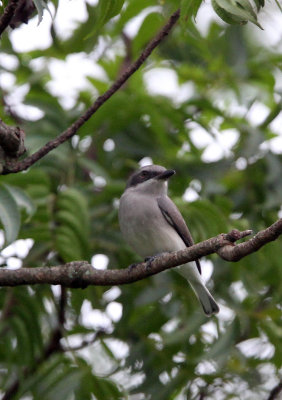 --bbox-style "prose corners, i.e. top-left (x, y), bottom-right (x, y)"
top-left (157, 195), bottom-right (201, 274)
